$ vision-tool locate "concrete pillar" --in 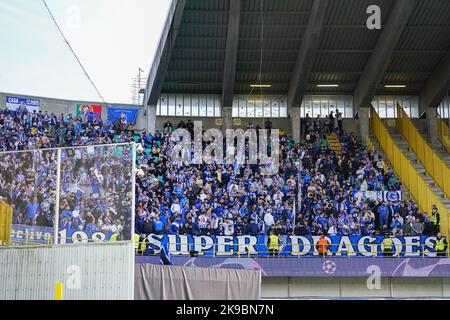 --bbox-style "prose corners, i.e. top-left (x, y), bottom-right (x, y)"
top-left (146, 105), bottom-right (156, 133)
top-left (290, 107), bottom-right (301, 143)
top-left (359, 107), bottom-right (370, 141)
top-left (222, 107), bottom-right (233, 134)
top-left (427, 108), bottom-right (438, 145)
